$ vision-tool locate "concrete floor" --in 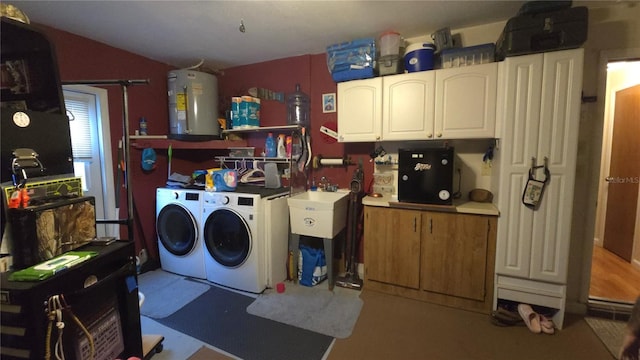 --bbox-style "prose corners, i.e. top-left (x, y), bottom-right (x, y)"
top-left (141, 315), bottom-right (240, 360)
